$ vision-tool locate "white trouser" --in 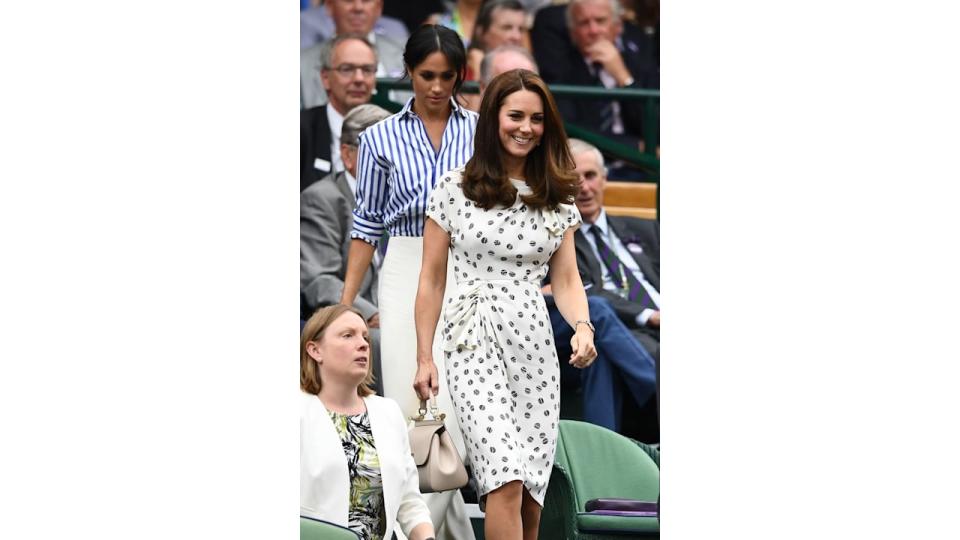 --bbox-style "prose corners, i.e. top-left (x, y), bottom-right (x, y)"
top-left (378, 236), bottom-right (475, 540)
